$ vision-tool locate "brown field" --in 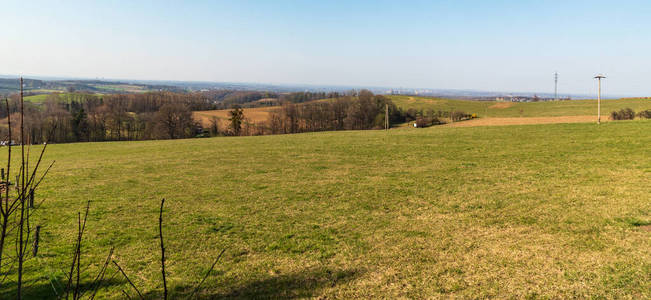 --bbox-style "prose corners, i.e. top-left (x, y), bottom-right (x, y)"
top-left (193, 107), bottom-right (279, 126)
top-left (445, 115), bottom-right (609, 127)
top-left (194, 108), bottom-right (612, 130)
